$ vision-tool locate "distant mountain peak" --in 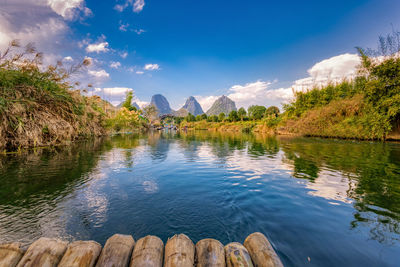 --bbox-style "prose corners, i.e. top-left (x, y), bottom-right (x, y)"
top-left (181, 96), bottom-right (204, 116)
top-left (206, 95), bottom-right (236, 115)
top-left (150, 94), bottom-right (172, 115)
